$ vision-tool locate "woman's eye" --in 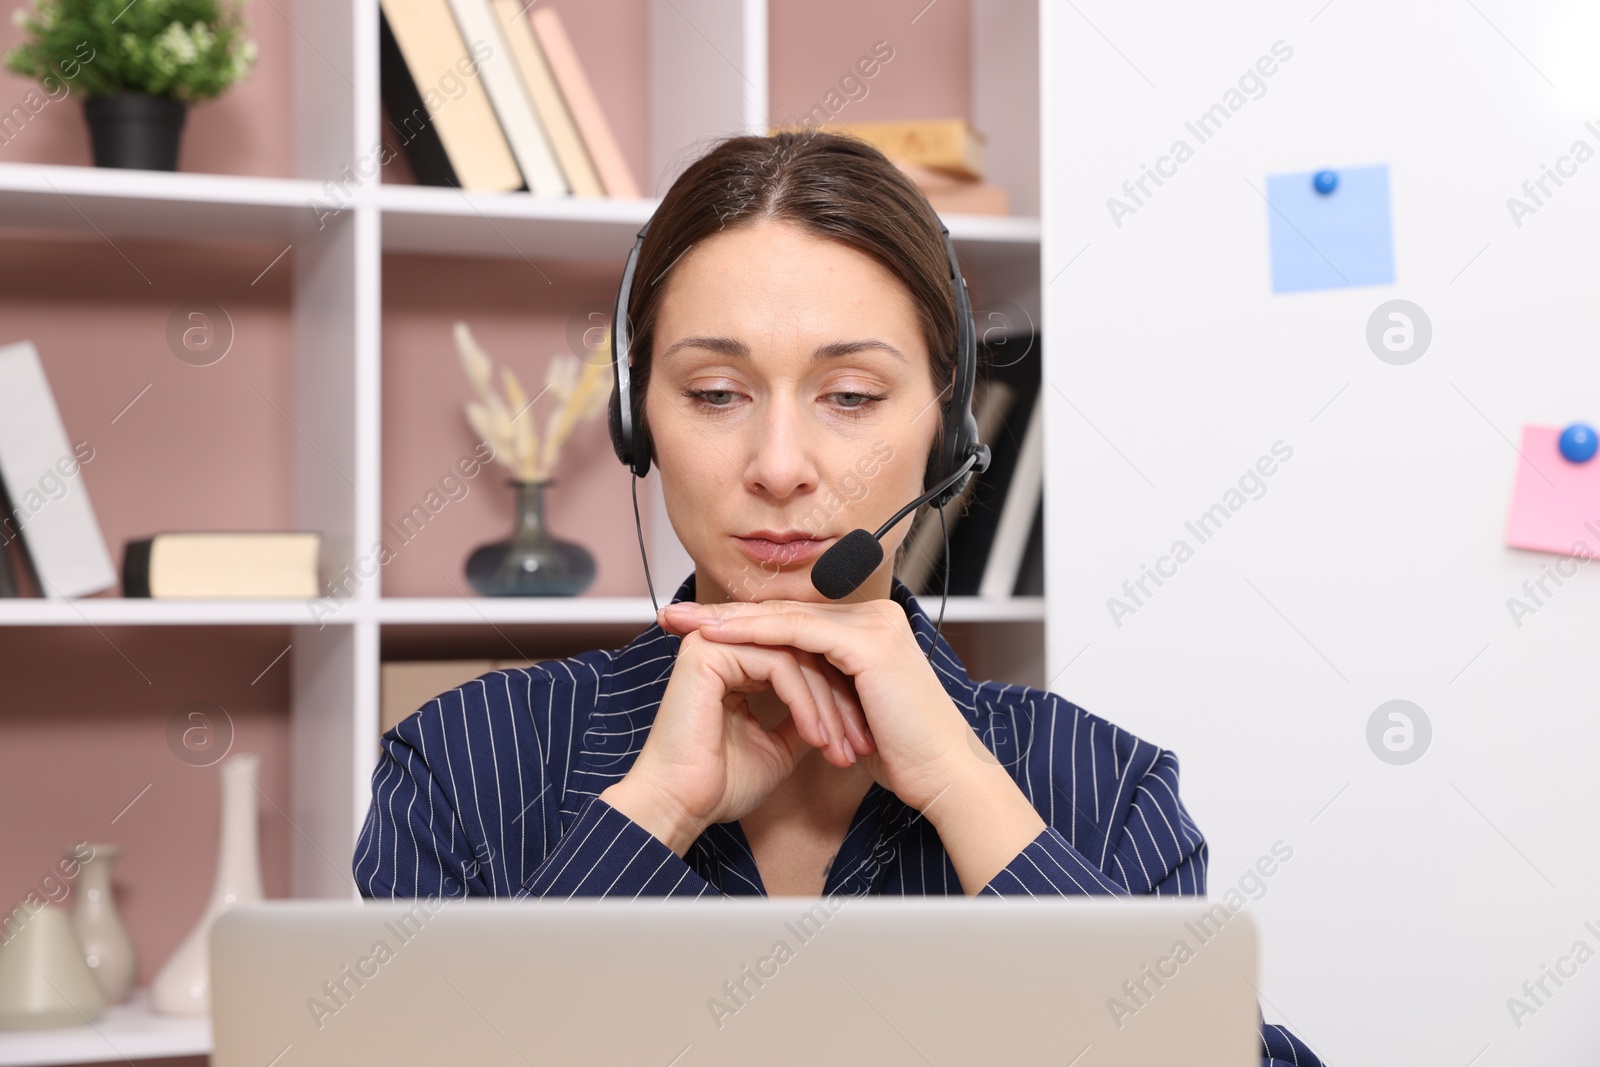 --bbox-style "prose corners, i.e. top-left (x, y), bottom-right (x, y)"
top-left (831, 392), bottom-right (886, 414)
top-left (685, 388), bottom-right (737, 408)
top-left (682, 388), bottom-right (886, 414)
